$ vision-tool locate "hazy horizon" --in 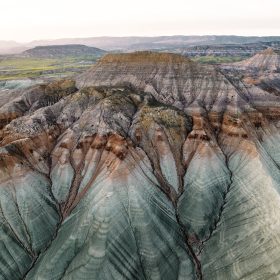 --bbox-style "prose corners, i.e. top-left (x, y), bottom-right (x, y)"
top-left (1, 0), bottom-right (279, 43)
top-left (5, 32), bottom-right (280, 45)
top-left (3, 34), bottom-right (280, 45)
